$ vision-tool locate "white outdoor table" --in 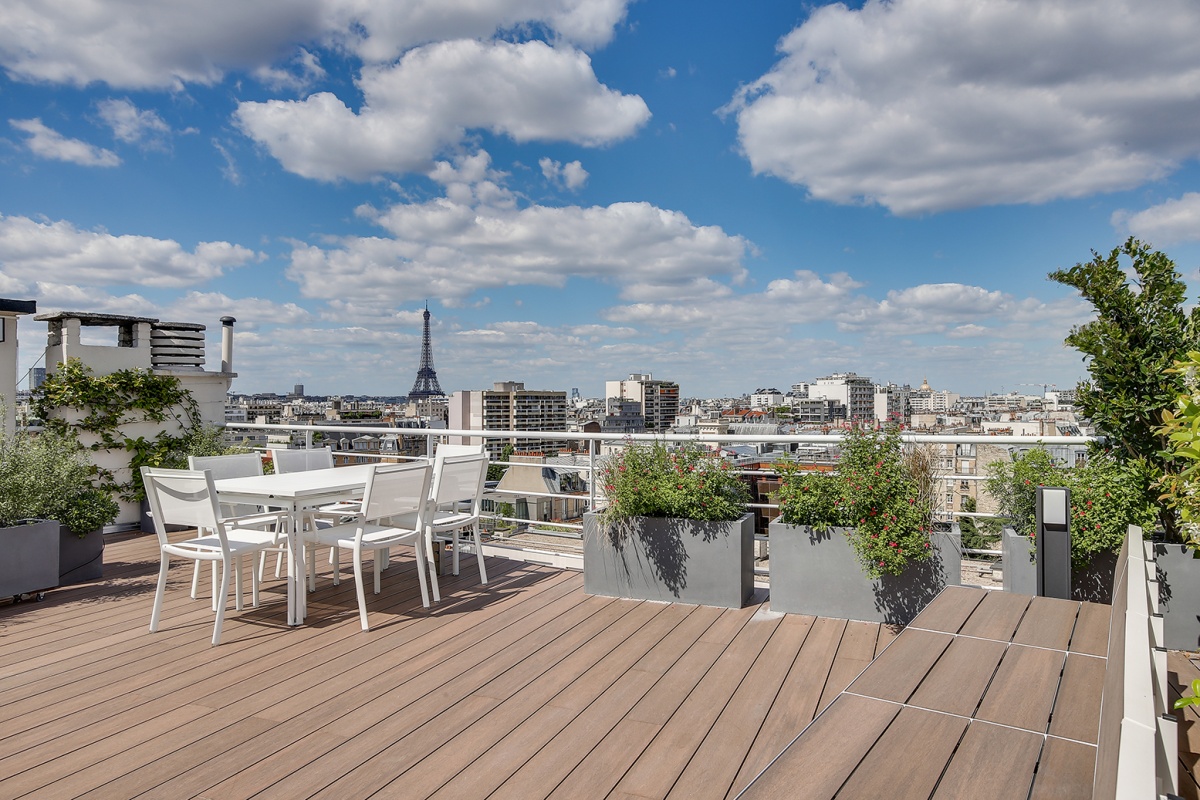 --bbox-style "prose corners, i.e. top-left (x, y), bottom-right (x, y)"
top-left (215, 465), bottom-right (373, 626)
